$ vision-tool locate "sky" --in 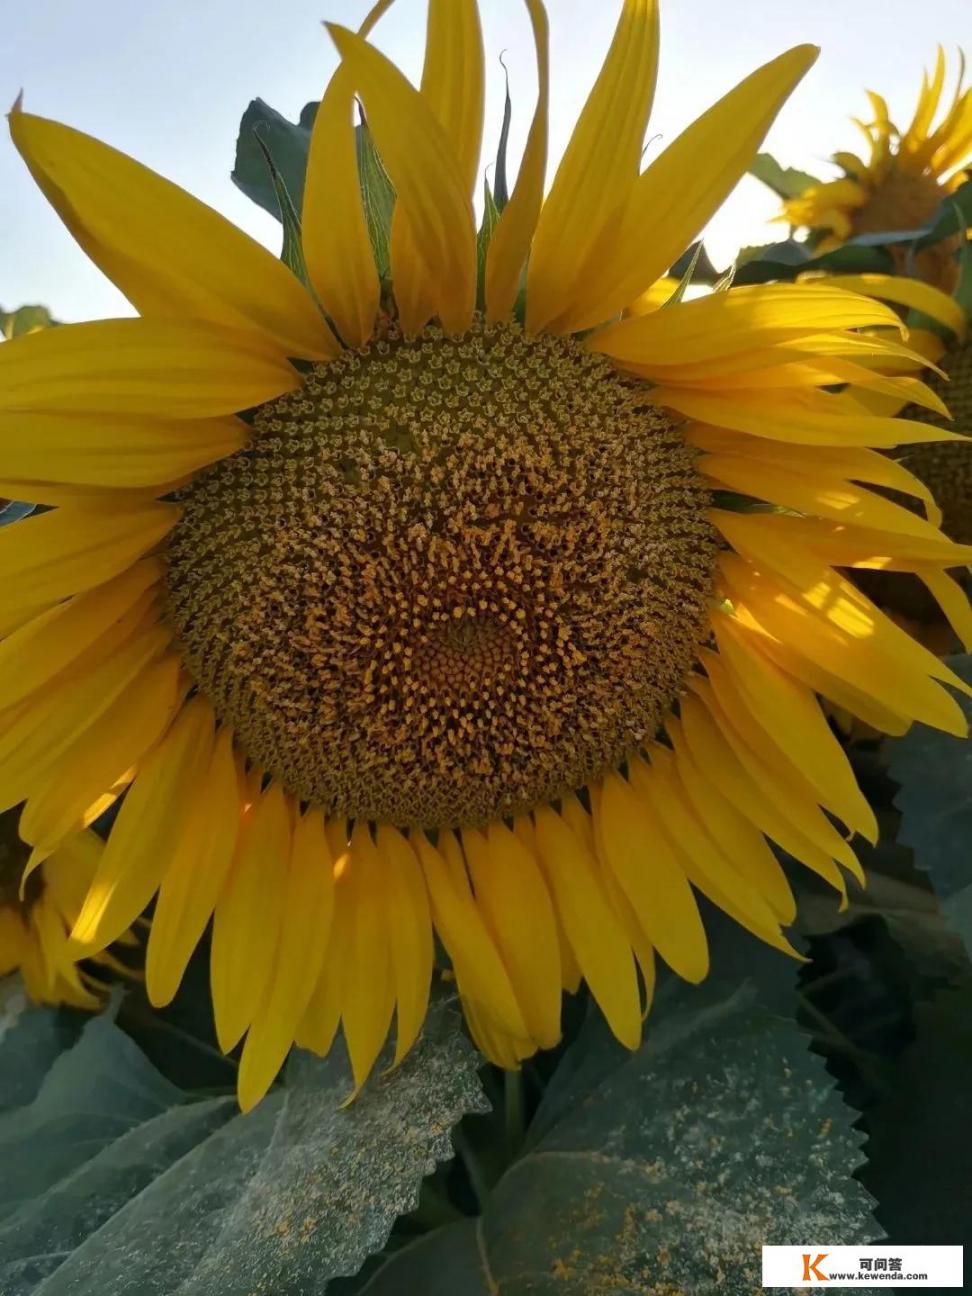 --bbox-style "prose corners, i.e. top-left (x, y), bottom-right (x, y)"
top-left (0, 0), bottom-right (969, 322)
